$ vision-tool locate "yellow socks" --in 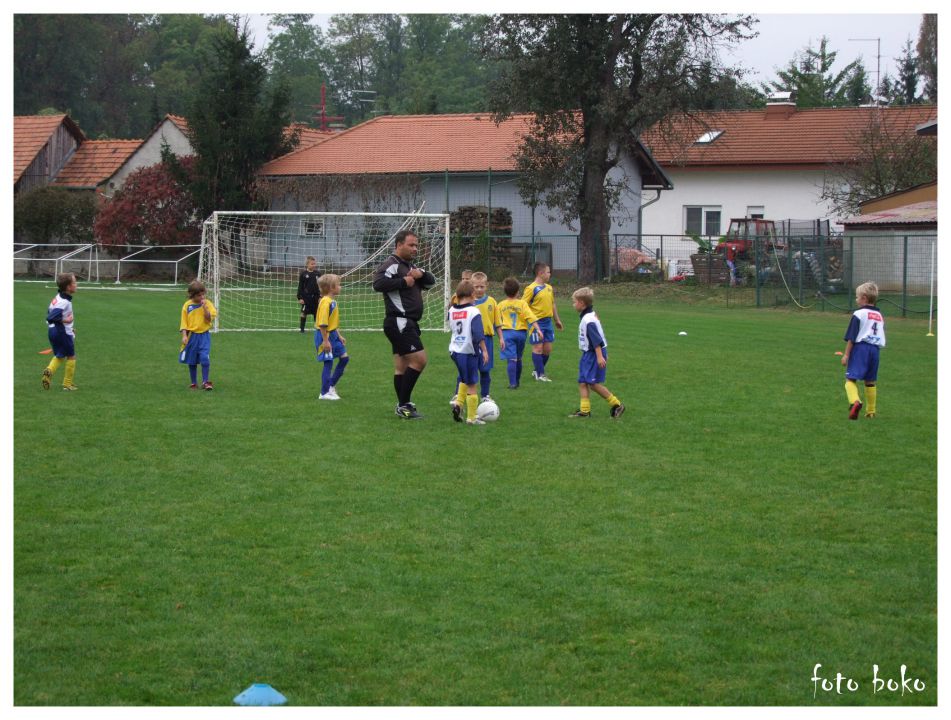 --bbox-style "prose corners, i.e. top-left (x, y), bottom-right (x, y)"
top-left (456, 382), bottom-right (467, 405)
top-left (864, 385), bottom-right (877, 415)
top-left (580, 398), bottom-right (592, 414)
top-left (845, 380), bottom-right (860, 405)
top-left (46, 357), bottom-right (63, 375)
top-left (466, 393), bottom-right (479, 421)
top-left (607, 395), bottom-right (621, 408)
top-left (63, 358), bottom-right (76, 388)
